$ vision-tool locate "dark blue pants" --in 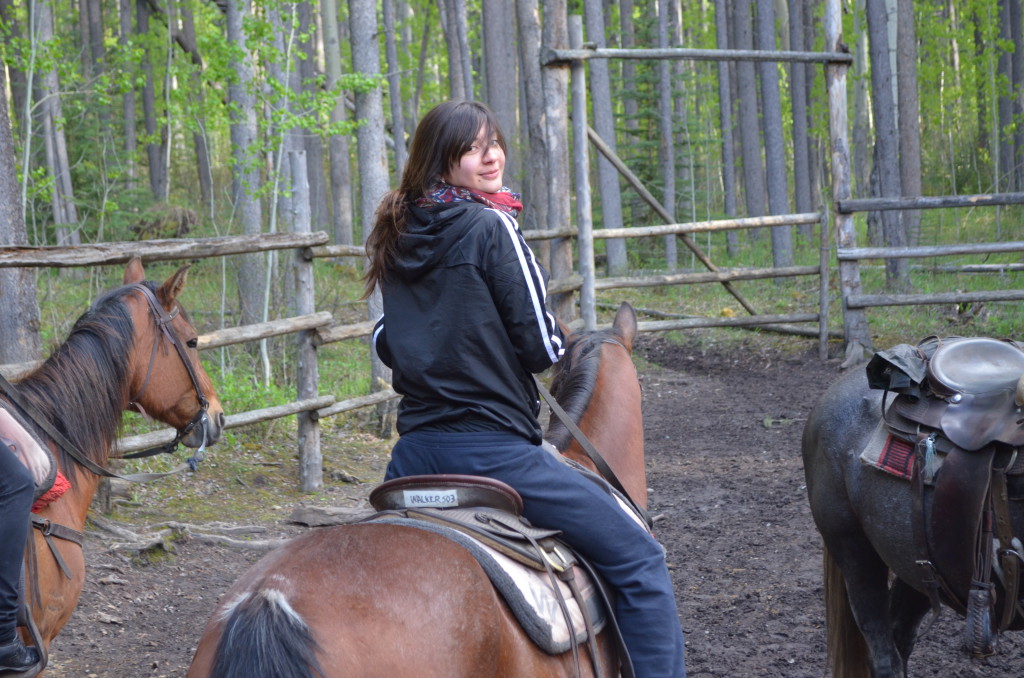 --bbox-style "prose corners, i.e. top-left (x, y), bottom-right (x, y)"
top-left (0, 447), bottom-right (33, 642)
top-left (385, 430), bottom-right (686, 678)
